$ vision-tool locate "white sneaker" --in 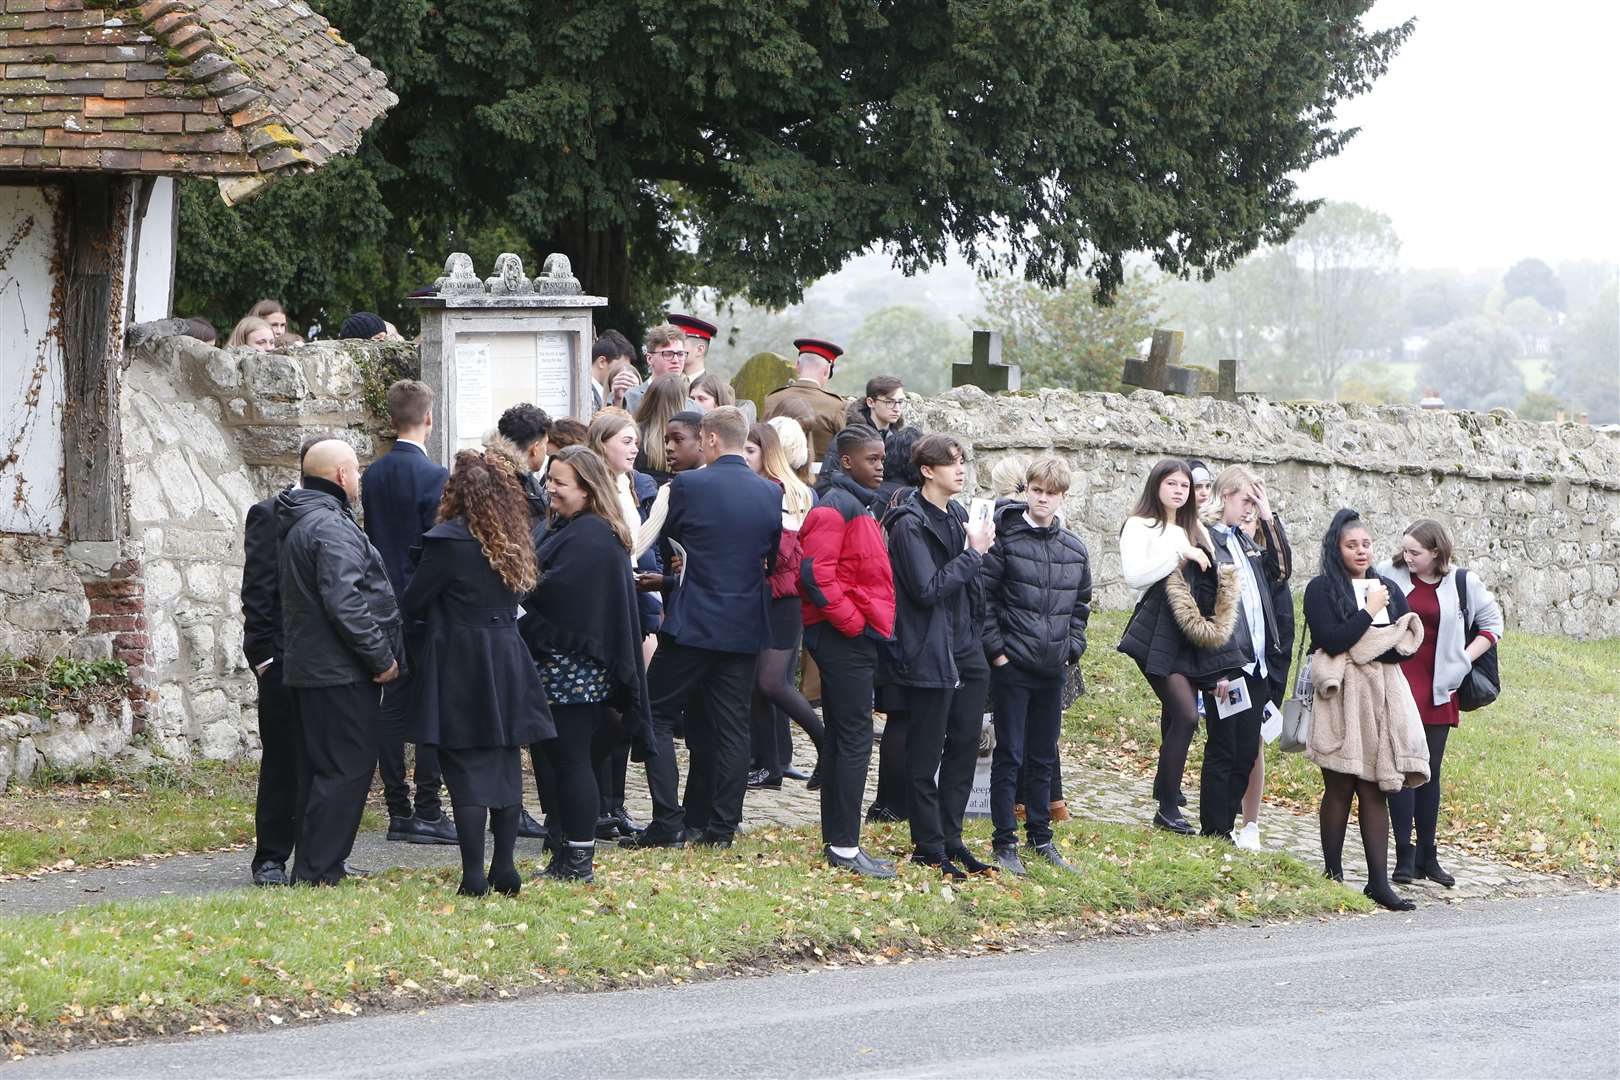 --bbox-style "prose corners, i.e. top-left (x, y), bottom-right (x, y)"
top-left (1235, 822), bottom-right (1262, 851)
